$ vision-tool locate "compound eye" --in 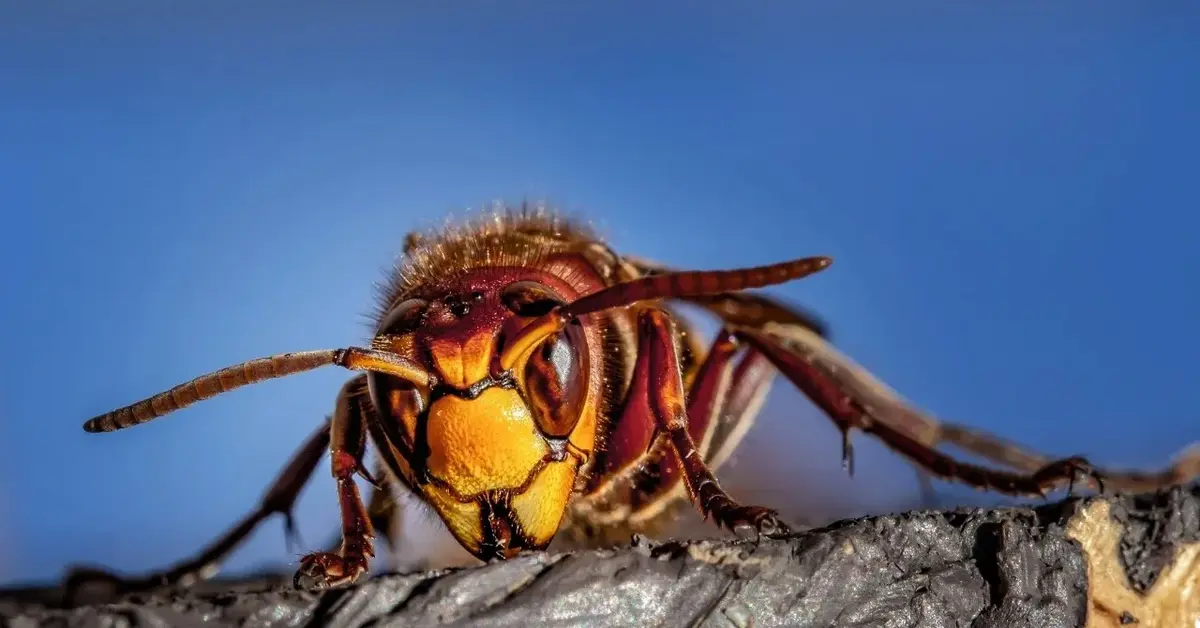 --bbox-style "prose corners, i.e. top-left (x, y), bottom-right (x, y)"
top-left (501, 281), bottom-right (565, 318)
top-left (524, 324), bottom-right (588, 439)
top-left (379, 298), bottom-right (430, 335)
